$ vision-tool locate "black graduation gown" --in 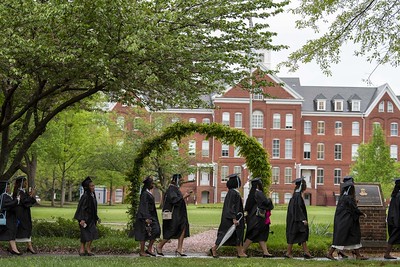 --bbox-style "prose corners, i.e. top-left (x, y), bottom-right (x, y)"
top-left (245, 190), bottom-right (274, 242)
top-left (286, 191), bottom-right (309, 244)
top-left (0, 194), bottom-right (18, 241)
top-left (387, 191), bottom-right (400, 244)
top-left (133, 190), bottom-right (161, 241)
top-left (15, 190), bottom-right (36, 239)
top-left (332, 194), bottom-right (363, 246)
top-left (162, 185), bottom-right (189, 239)
top-left (215, 189), bottom-right (244, 246)
top-left (74, 191), bottom-right (99, 242)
